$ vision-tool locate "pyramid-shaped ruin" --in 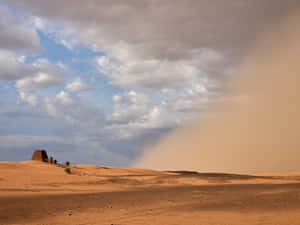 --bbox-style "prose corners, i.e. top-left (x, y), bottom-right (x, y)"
top-left (31, 149), bottom-right (49, 162)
